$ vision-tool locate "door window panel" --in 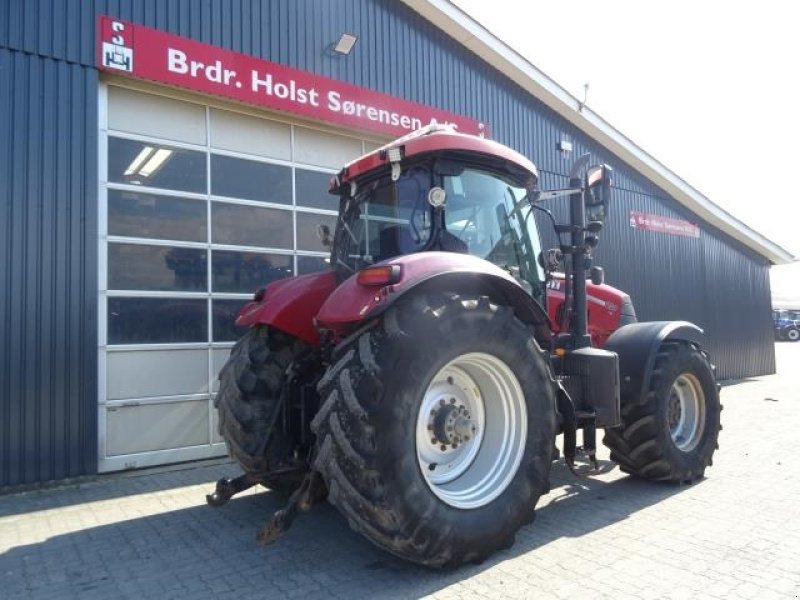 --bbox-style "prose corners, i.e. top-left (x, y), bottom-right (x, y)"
top-left (211, 202), bottom-right (293, 248)
top-left (211, 154), bottom-right (291, 204)
top-left (108, 243), bottom-right (206, 292)
top-left (212, 250), bottom-right (293, 293)
top-left (107, 297), bottom-right (208, 344)
top-left (108, 137), bottom-right (206, 194)
top-left (108, 190), bottom-right (207, 242)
